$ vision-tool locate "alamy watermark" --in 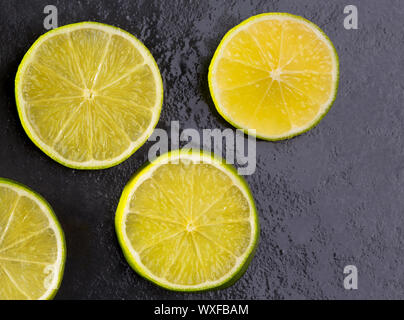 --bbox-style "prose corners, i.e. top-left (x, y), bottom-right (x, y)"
top-left (147, 121), bottom-right (257, 176)
top-left (343, 265), bottom-right (358, 290)
top-left (344, 5), bottom-right (358, 30)
top-left (43, 5), bottom-right (58, 30)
